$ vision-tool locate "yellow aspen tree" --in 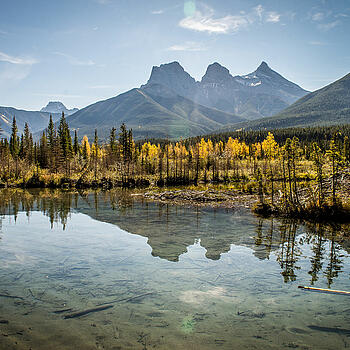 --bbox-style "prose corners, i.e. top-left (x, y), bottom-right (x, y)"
top-left (81, 135), bottom-right (91, 160)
